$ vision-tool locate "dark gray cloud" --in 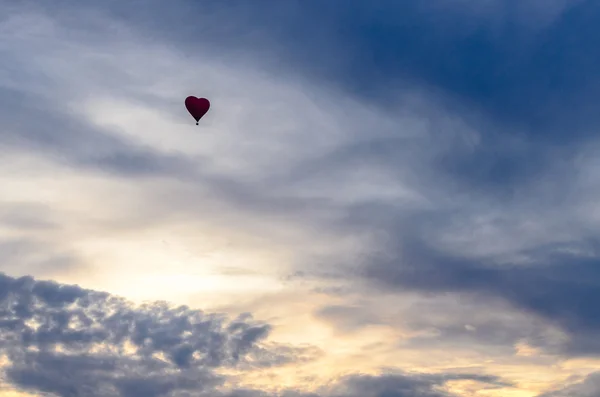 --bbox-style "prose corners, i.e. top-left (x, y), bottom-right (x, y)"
top-left (0, 272), bottom-right (309, 397)
top-left (353, 225), bottom-right (600, 356)
top-left (66, 0), bottom-right (600, 145)
top-left (0, 272), bottom-right (515, 397)
top-left (292, 187), bottom-right (600, 357)
top-left (224, 372), bottom-right (512, 397)
top-left (312, 293), bottom-right (564, 363)
top-left (4, 0), bottom-right (598, 200)
top-left (321, 373), bottom-right (512, 397)
top-left (1, 0), bottom-right (586, 217)
top-left (537, 372), bottom-right (600, 397)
